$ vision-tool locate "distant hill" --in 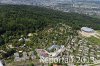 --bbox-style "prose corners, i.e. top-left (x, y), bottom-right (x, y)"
top-left (0, 0), bottom-right (100, 6)
top-left (0, 5), bottom-right (100, 35)
top-left (78, 0), bottom-right (100, 4)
